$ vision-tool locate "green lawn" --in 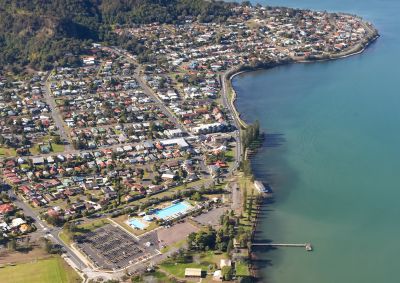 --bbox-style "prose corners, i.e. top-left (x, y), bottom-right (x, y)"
top-left (159, 261), bottom-right (204, 278)
top-left (225, 148), bottom-right (234, 162)
top-left (132, 270), bottom-right (177, 283)
top-left (235, 261), bottom-right (250, 277)
top-left (151, 271), bottom-right (174, 282)
top-left (51, 143), bottom-right (65, 153)
top-left (59, 230), bottom-right (72, 246)
top-left (160, 251), bottom-right (228, 278)
top-left (160, 238), bottom-right (186, 253)
top-left (0, 257), bottom-right (80, 283)
top-left (0, 147), bottom-right (17, 157)
top-left (31, 143), bottom-right (65, 155)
